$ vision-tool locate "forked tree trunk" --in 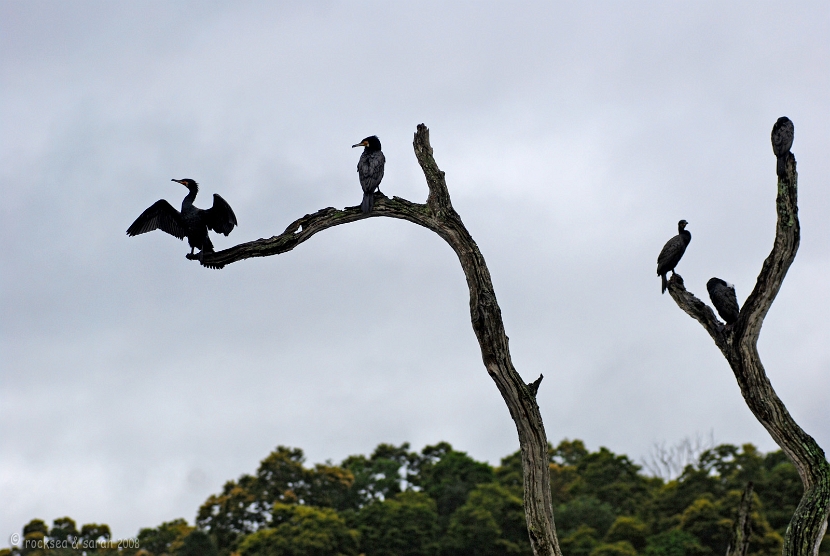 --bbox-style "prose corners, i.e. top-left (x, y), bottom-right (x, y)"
top-left (666, 123), bottom-right (829, 556)
top-left (200, 125), bottom-right (561, 556)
